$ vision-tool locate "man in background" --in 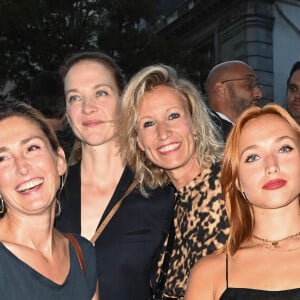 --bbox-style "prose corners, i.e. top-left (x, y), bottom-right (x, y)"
top-left (286, 61), bottom-right (300, 125)
top-left (29, 71), bottom-right (74, 159)
top-left (206, 60), bottom-right (263, 141)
